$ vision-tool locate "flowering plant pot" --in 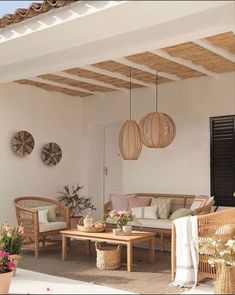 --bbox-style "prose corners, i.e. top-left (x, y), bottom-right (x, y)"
top-left (0, 251), bottom-right (16, 294)
top-left (0, 270), bottom-right (13, 294)
top-left (109, 210), bottom-right (136, 231)
top-left (0, 223), bottom-right (24, 276)
top-left (9, 254), bottom-right (21, 277)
